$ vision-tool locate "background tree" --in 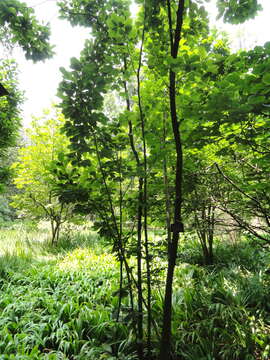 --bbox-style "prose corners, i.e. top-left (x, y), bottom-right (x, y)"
top-left (187, 42), bottom-right (270, 245)
top-left (11, 108), bottom-right (77, 244)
